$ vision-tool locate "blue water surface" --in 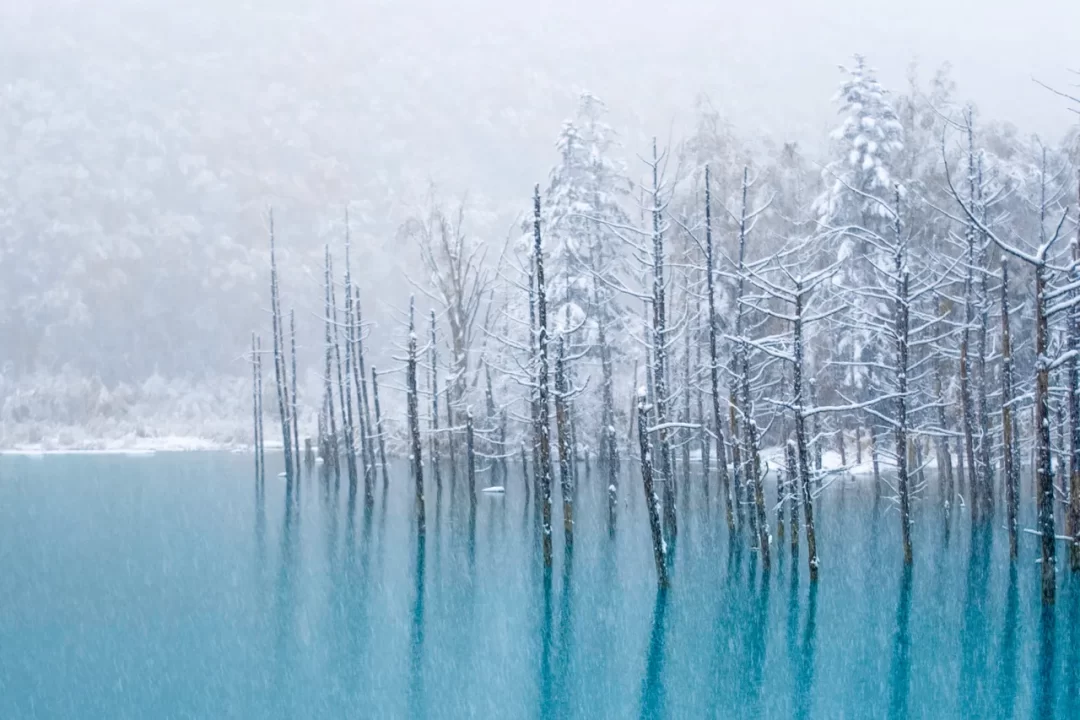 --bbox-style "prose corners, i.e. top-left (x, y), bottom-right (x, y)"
top-left (1, 452), bottom-right (1077, 718)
